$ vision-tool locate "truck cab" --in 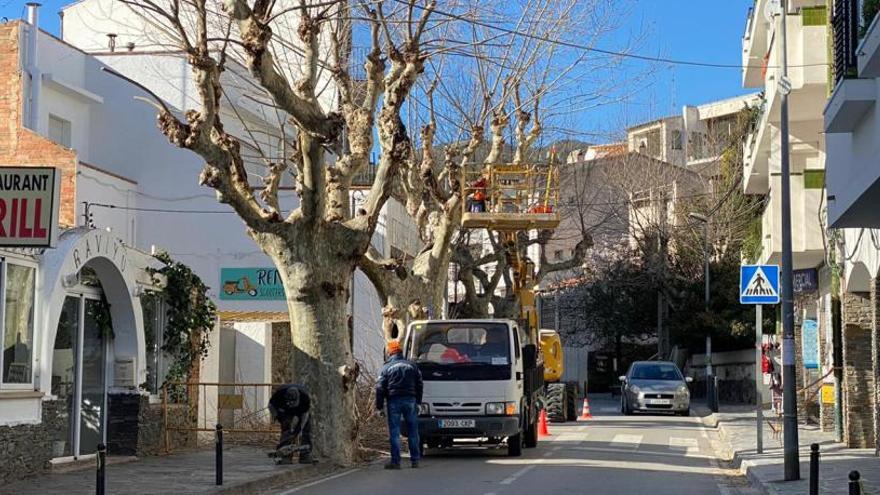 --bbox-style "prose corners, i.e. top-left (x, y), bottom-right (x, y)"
top-left (403, 319), bottom-right (541, 456)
